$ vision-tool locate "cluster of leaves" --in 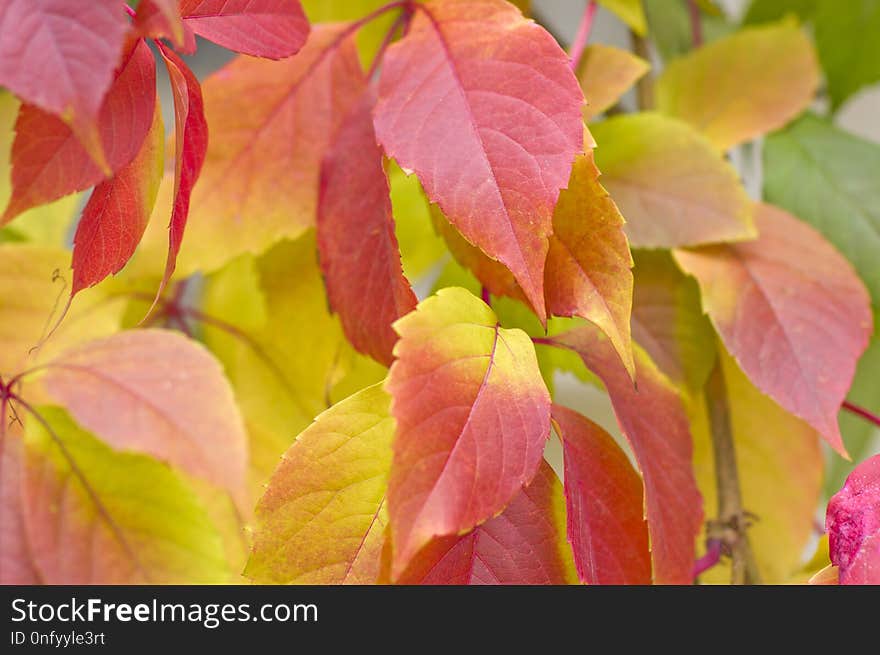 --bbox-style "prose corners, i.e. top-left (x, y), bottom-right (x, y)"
top-left (0, 0), bottom-right (878, 585)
